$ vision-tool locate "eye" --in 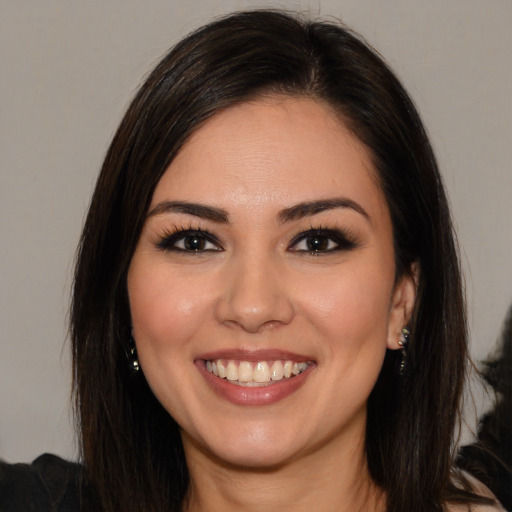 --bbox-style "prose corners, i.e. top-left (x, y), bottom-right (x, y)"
top-left (156, 229), bottom-right (222, 253)
top-left (289, 229), bottom-right (357, 254)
